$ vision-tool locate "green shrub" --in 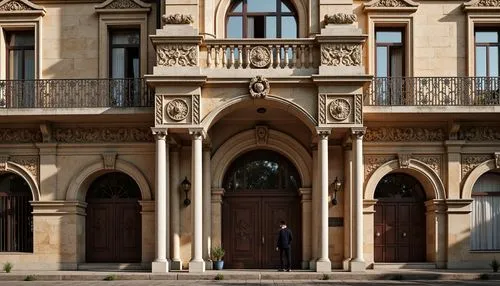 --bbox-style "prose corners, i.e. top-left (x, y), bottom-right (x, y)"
top-left (3, 262), bottom-right (13, 273)
top-left (214, 273), bottom-right (224, 280)
top-left (103, 274), bottom-right (117, 281)
top-left (490, 258), bottom-right (499, 273)
top-left (24, 275), bottom-right (36, 281)
top-left (211, 245), bottom-right (225, 261)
